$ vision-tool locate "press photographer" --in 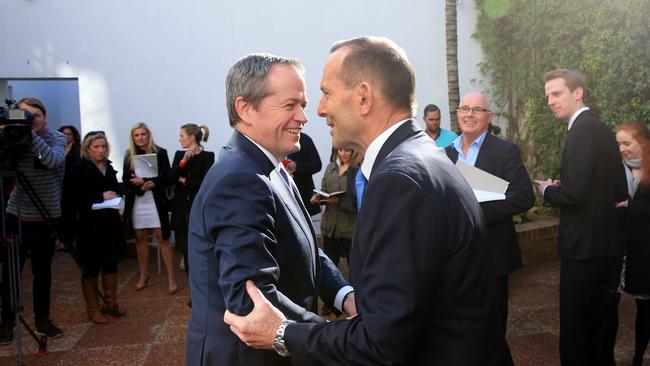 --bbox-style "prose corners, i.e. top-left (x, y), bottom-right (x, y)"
top-left (0, 97), bottom-right (66, 345)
